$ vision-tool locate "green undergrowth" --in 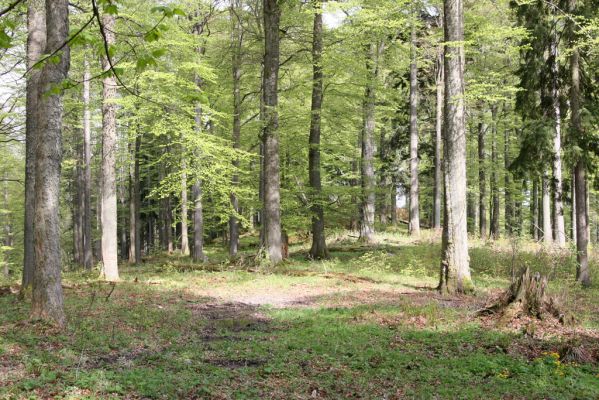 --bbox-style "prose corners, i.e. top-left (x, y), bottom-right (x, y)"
top-left (1, 231), bottom-right (598, 399)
